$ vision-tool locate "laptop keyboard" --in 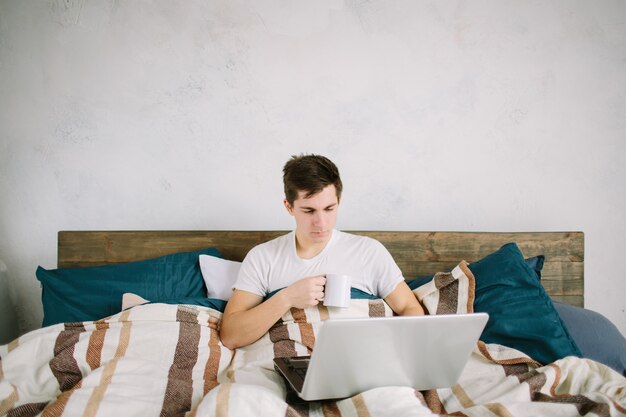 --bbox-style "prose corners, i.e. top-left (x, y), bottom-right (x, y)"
top-left (274, 356), bottom-right (311, 393)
